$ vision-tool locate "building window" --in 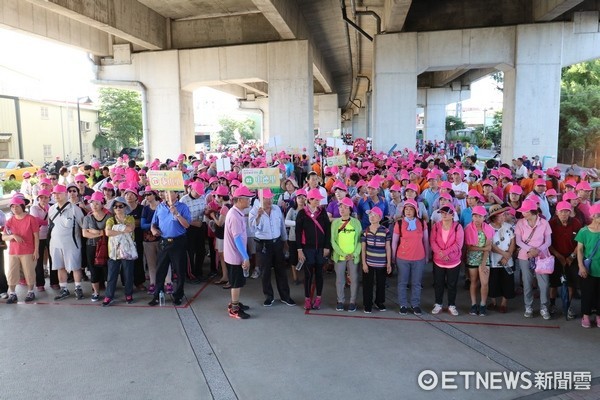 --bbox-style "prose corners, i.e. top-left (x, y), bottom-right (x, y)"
top-left (80, 120), bottom-right (91, 132)
top-left (40, 107), bottom-right (49, 119)
top-left (43, 145), bottom-right (52, 158)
